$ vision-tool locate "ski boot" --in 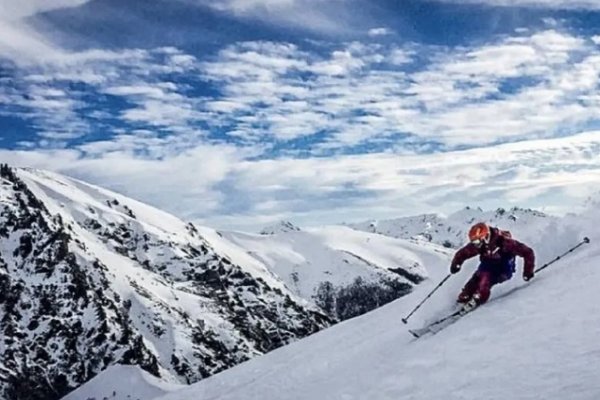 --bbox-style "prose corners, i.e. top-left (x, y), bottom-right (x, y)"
top-left (460, 293), bottom-right (481, 314)
top-left (457, 291), bottom-right (472, 304)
